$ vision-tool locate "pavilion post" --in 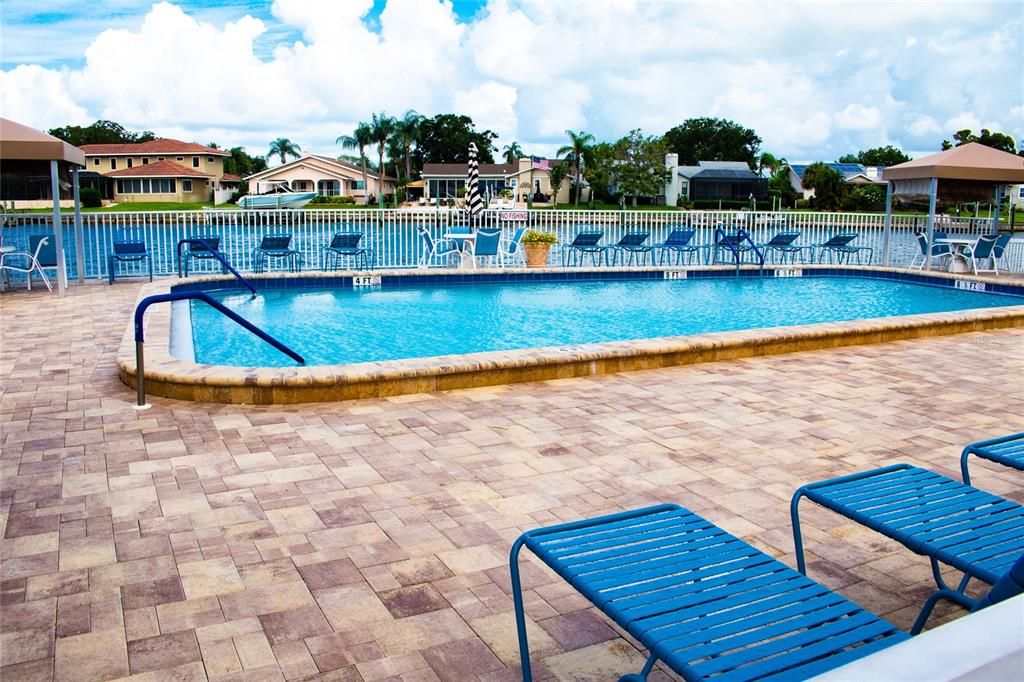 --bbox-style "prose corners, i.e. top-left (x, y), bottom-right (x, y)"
top-left (924, 176), bottom-right (938, 271)
top-left (881, 180), bottom-right (893, 266)
top-left (991, 185), bottom-right (1002, 233)
top-left (49, 160), bottom-right (67, 296)
top-left (72, 166), bottom-right (85, 281)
